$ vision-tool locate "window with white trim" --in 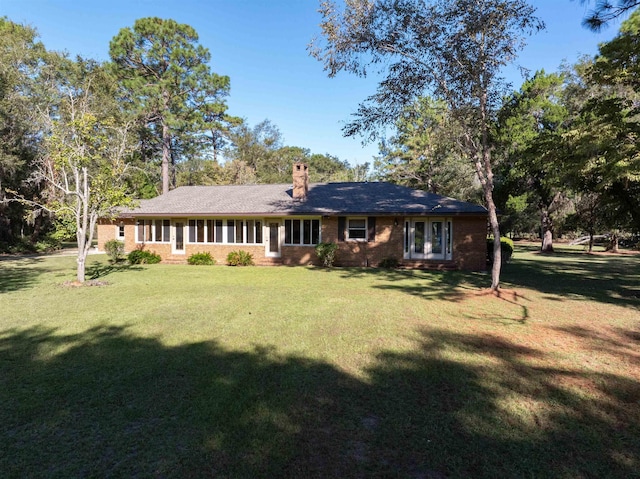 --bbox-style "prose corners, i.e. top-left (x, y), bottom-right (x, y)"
top-left (347, 217), bottom-right (367, 241)
top-left (187, 219), bottom-right (263, 244)
top-left (136, 219), bottom-right (170, 243)
top-left (284, 219), bottom-right (320, 245)
top-left (116, 222), bottom-right (125, 240)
